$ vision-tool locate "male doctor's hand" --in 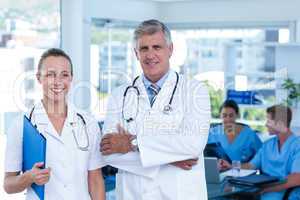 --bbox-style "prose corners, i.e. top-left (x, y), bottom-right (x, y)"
top-left (100, 124), bottom-right (135, 155)
top-left (171, 158), bottom-right (198, 170)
